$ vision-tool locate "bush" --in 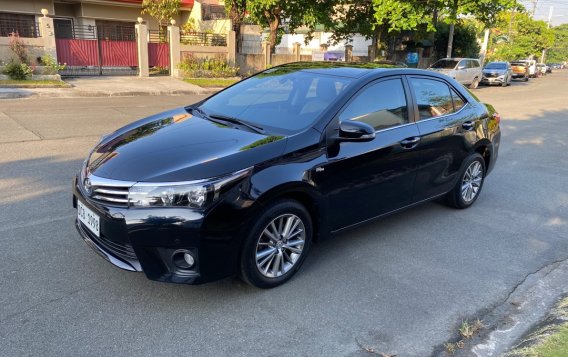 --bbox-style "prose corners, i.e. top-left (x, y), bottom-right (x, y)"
top-left (178, 55), bottom-right (238, 78)
top-left (39, 54), bottom-right (66, 74)
top-left (9, 33), bottom-right (29, 64)
top-left (2, 61), bottom-right (33, 80)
